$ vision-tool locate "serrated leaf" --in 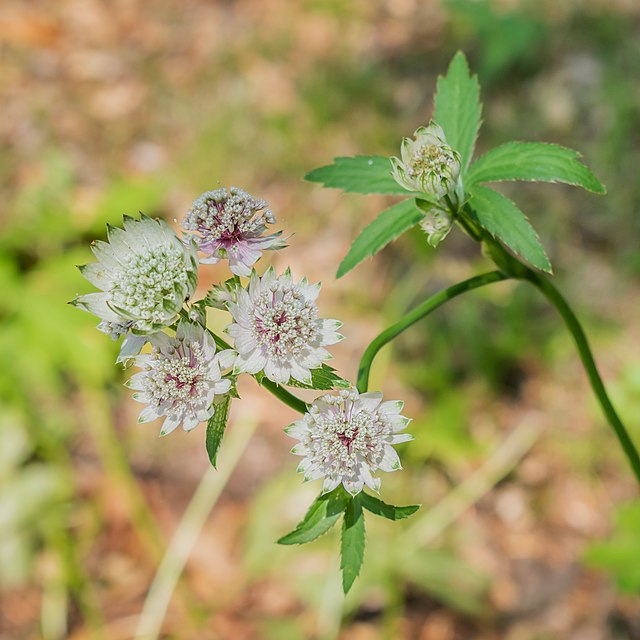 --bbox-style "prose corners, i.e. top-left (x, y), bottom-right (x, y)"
top-left (205, 395), bottom-right (231, 468)
top-left (337, 199), bottom-right (424, 278)
top-left (286, 364), bottom-right (350, 390)
top-left (341, 498), bottom-right (365, 594)
top-left (466, 142), bottom-right (606, 194)
top-left (434, 51), bottom-right (482, 171)
top-left (277, 489), bottom-right (348, 545)
top-left (469, 185), bottom-right (552, 273)
top-left (359, 493), bottom-right (420, 520)
top-left (304, 156), bottom-right (413, 195)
